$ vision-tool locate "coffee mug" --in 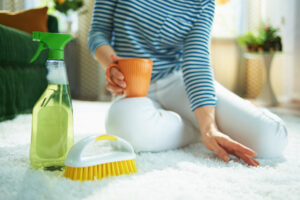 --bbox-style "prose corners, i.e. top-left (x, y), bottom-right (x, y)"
top-left (106, 58), bottom-right (153, 97)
